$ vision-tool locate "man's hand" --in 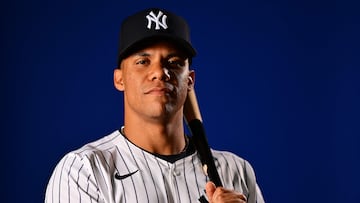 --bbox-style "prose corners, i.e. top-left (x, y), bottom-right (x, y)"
top-left (205, 182), bottom-right (247, 203)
